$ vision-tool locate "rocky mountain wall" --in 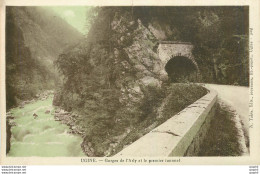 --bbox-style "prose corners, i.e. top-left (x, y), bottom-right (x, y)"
top-left (54, 6), bottom-right (249, 156)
